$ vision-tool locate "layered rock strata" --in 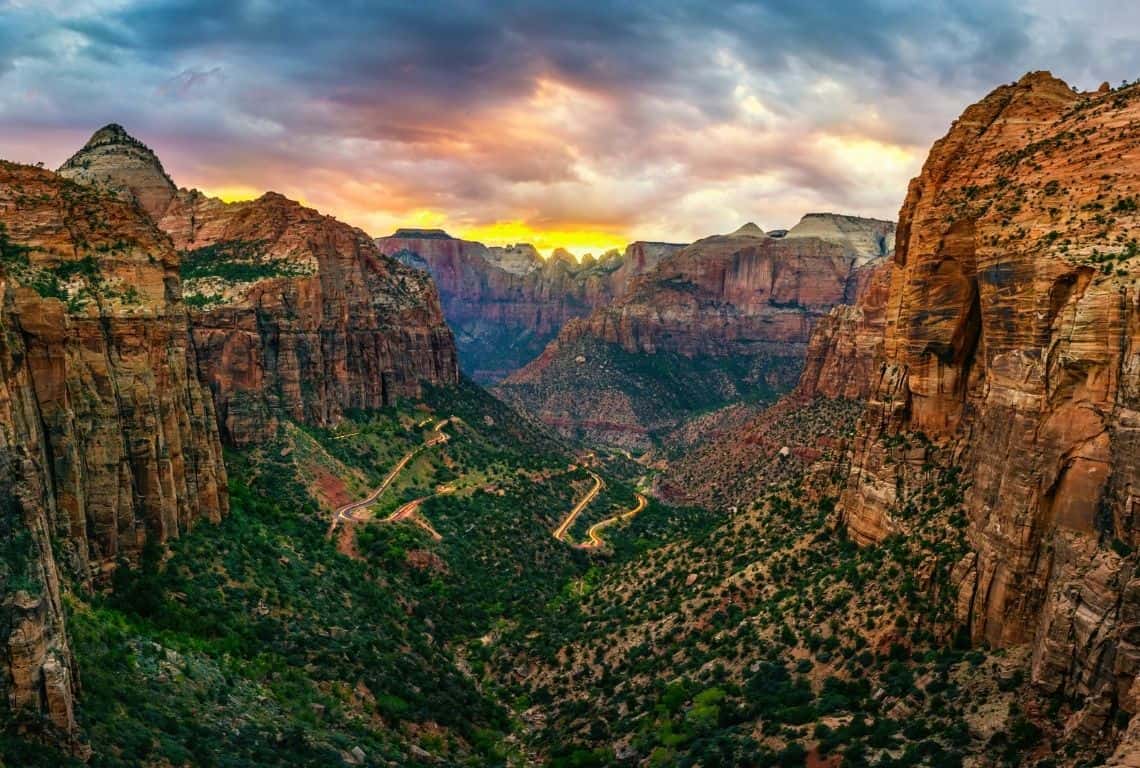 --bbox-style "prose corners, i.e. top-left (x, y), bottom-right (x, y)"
top-left (834, 72), bottom-right (1140, 738)
top-left (796, 257), bottom-right (892, 400)
top-left (376, 229), bottom-right (683, 382)
top-left (60, 128), bottom-right (459, 446)
top-left (497, 217), bottom-right (894, 446)
top-left (536, 218), bottom-right (894, 359)
top-left (0, 160), bottom-right (228, 740)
